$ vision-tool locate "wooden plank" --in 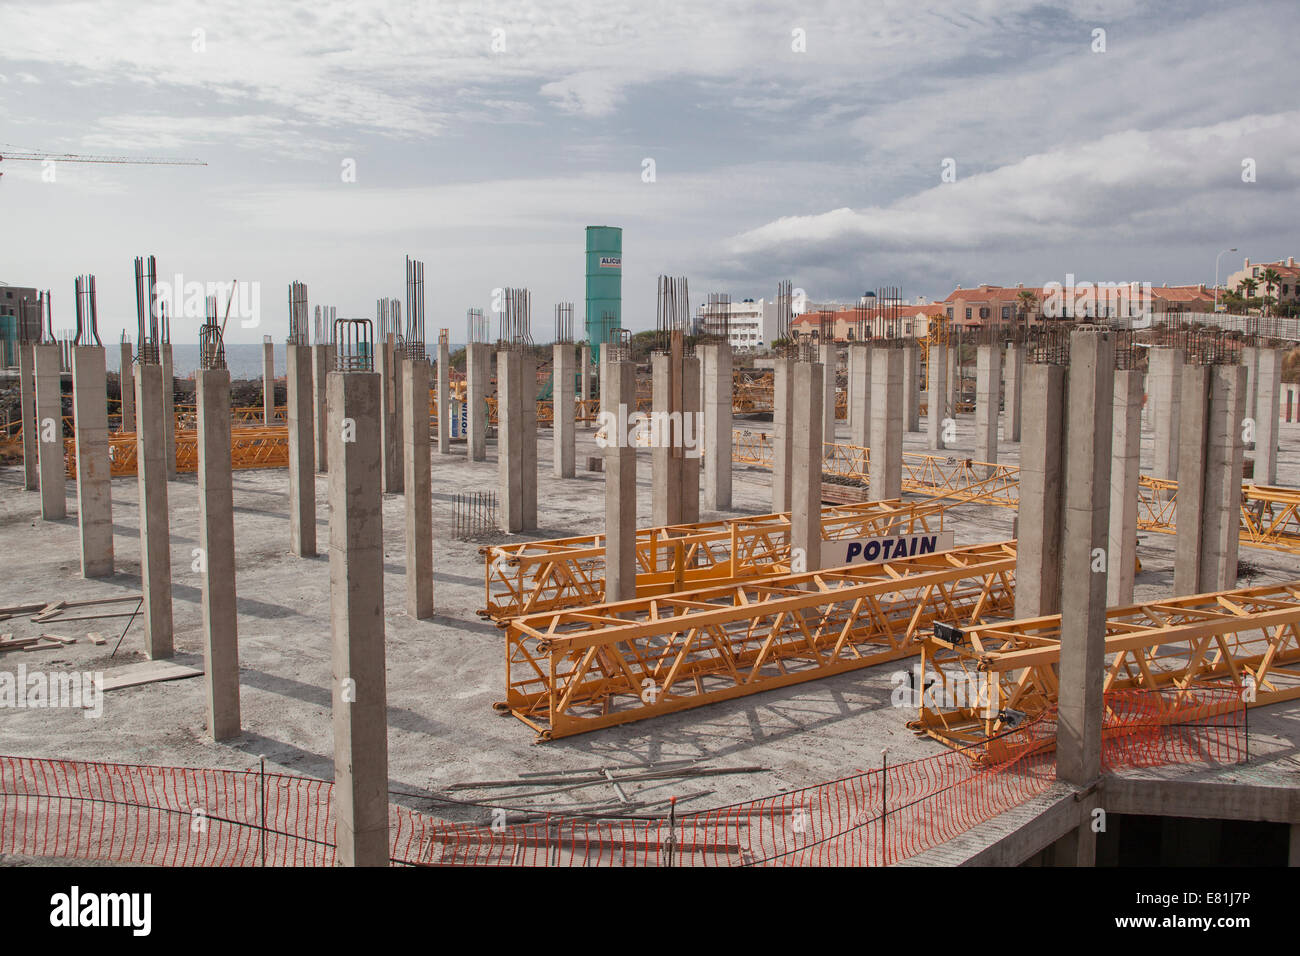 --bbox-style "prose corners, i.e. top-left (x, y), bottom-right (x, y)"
top-left (95, 661), bottom-right (203, 692)
top-left (87, 632), bottom-right (106, 646)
